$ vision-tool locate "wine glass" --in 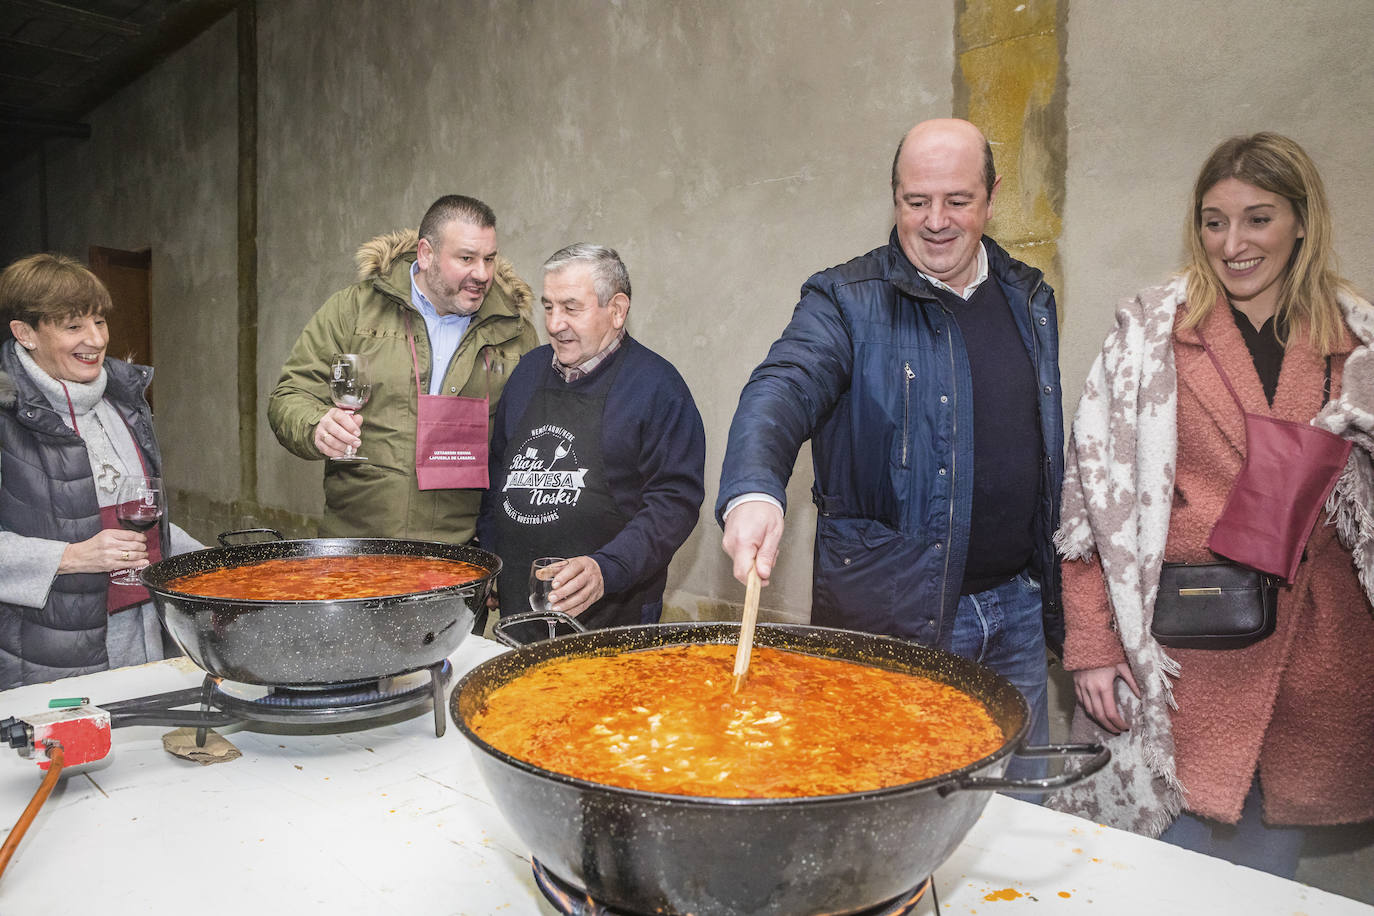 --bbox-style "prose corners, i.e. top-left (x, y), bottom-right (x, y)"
top-left (529, 557), bottom-right (568, 613)
top-left (329, 353), bottom-right (371, 462)
top-left (111, 475), bottom-right (163, 586)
